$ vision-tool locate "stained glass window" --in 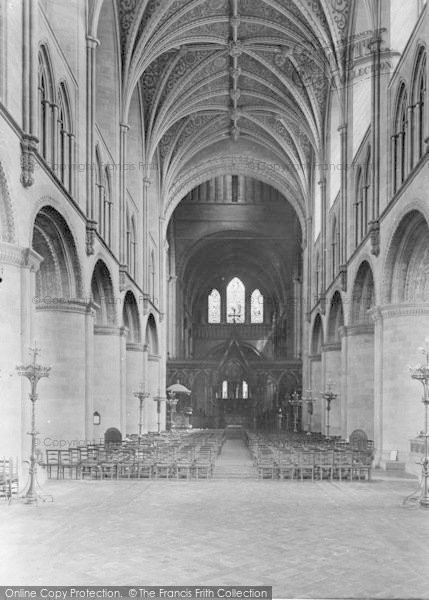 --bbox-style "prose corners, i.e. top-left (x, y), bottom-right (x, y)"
top-left (222, 380), bottom-right (228, 399)
top-left (242, 380), bottom-right (248, 399)
top-left (208, 289), bottom-right (221, 323)
top-left (226, 277), bottom-right (245, 323)
top-left (251, 289), bottom-right (263, 323)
